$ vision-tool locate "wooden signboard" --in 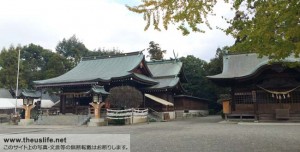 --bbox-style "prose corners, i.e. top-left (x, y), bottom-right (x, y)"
top-left (223, 100), bottom-right (231, 114)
